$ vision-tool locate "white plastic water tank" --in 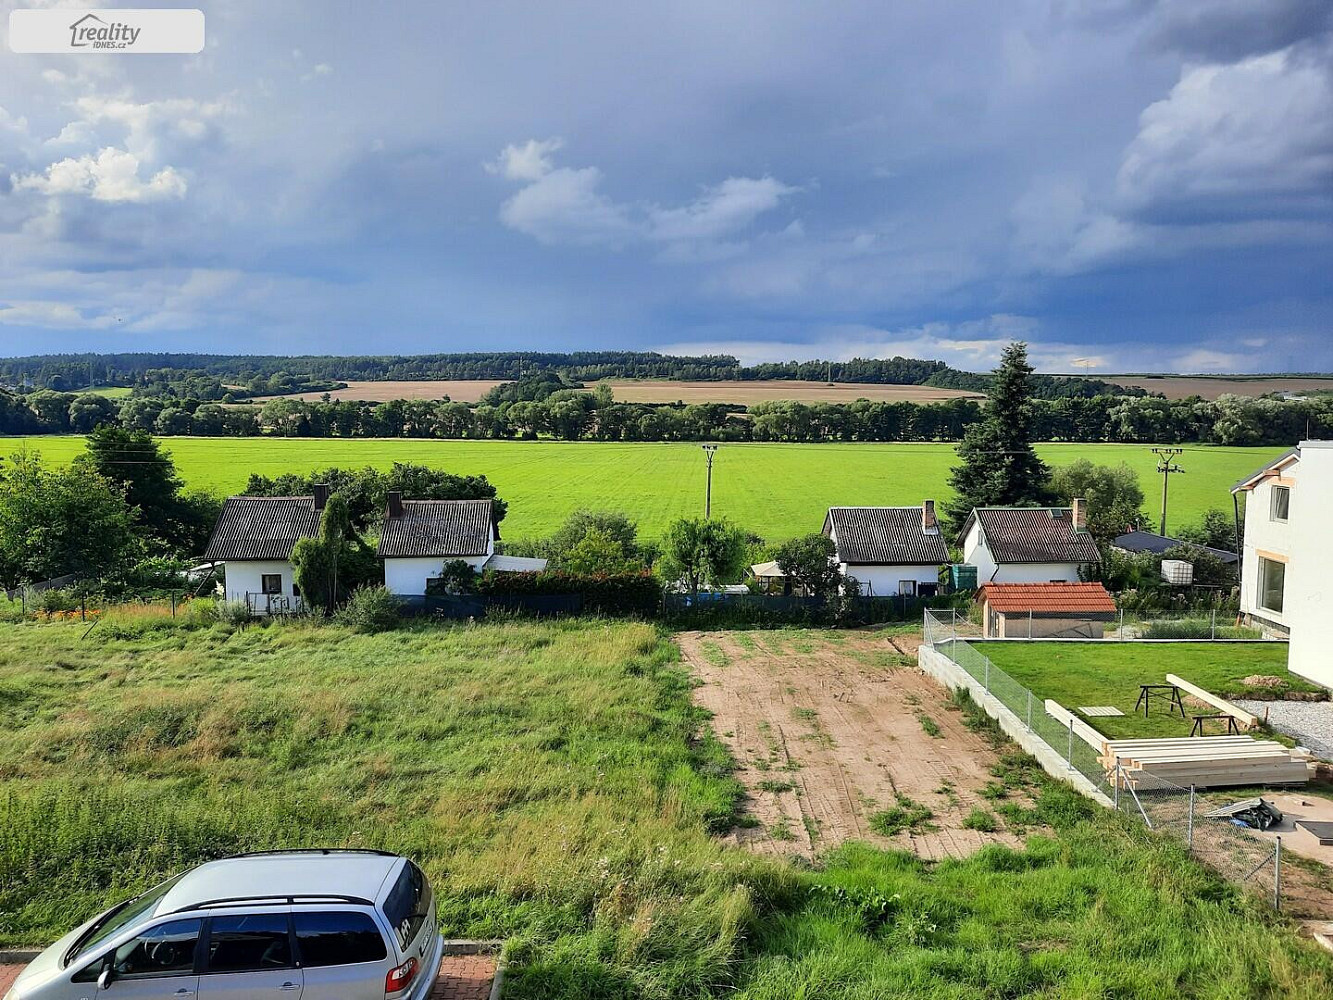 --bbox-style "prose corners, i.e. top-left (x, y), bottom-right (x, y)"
top-left (1161, 559), bottom-right (1194, 585)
